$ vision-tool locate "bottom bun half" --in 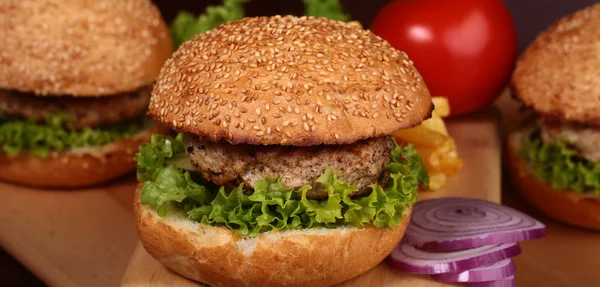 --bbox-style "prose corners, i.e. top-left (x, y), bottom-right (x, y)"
top-left (0, 123), bottom-right (169, 188)
top-left (506, 127), bottom-right (600, 231)
top-left (134, 184), bottom-right (411, 287)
